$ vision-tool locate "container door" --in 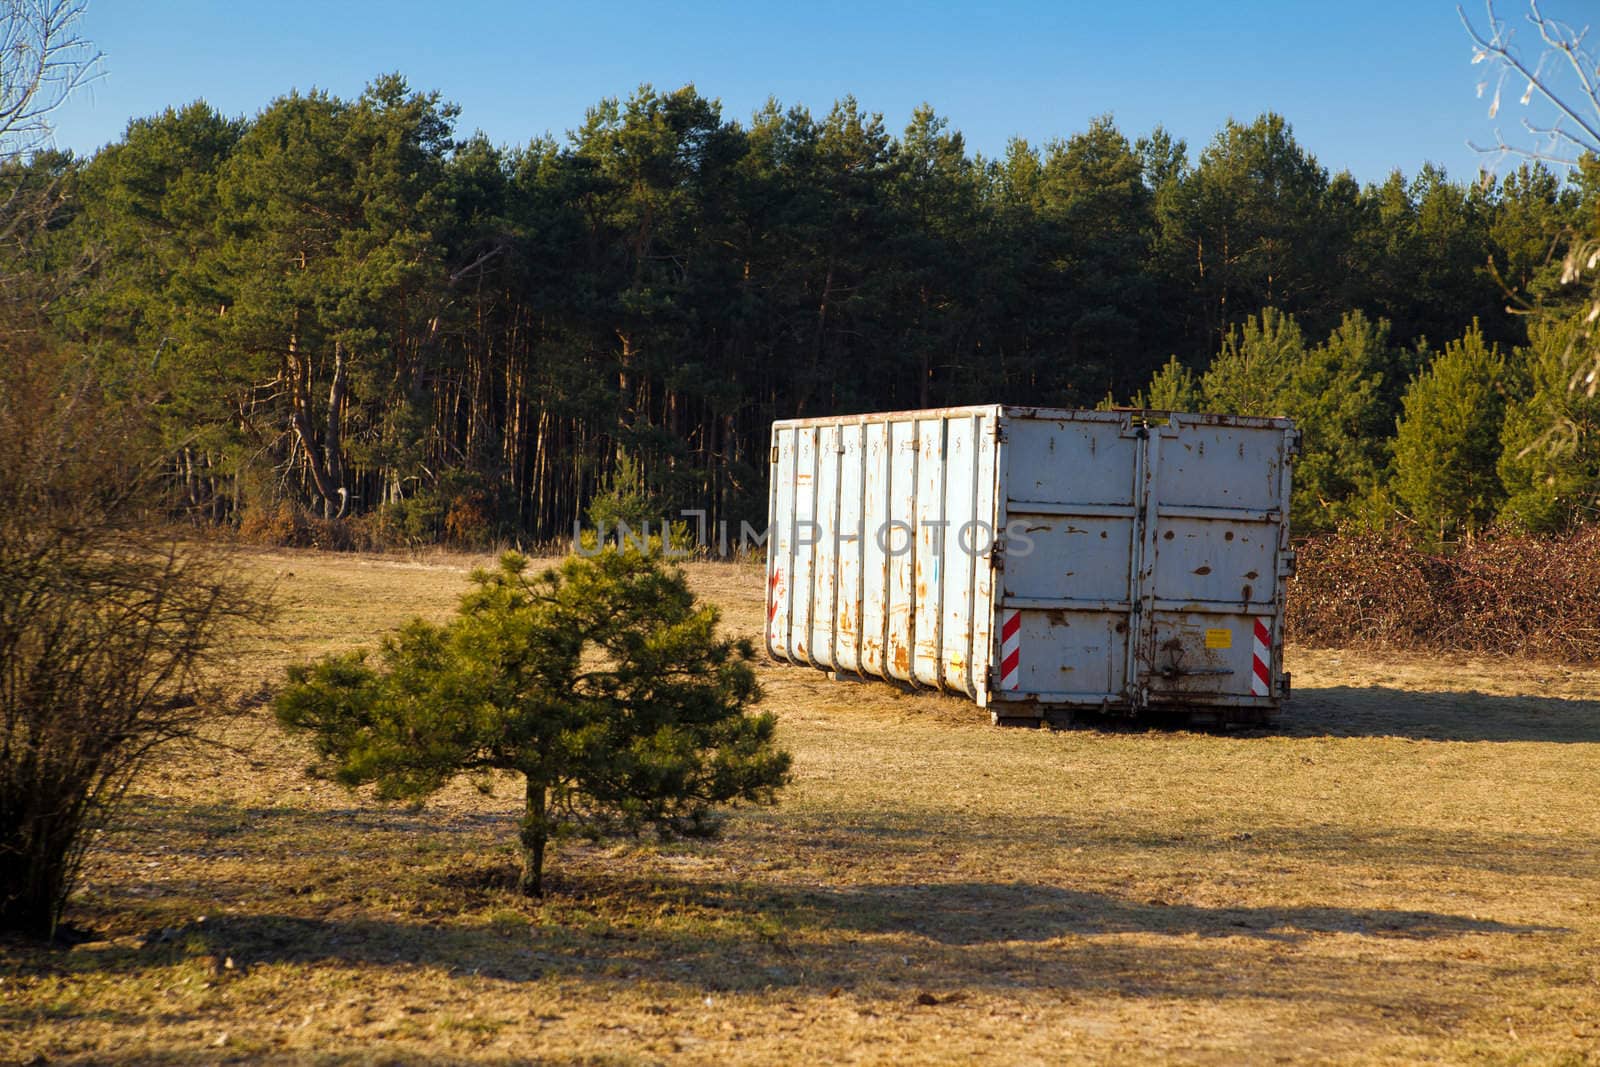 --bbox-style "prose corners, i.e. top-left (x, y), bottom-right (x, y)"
top-left (1131, 415), bottom-right (1294, 710)
top-left (995, 413), bottom-right (1144, 707)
